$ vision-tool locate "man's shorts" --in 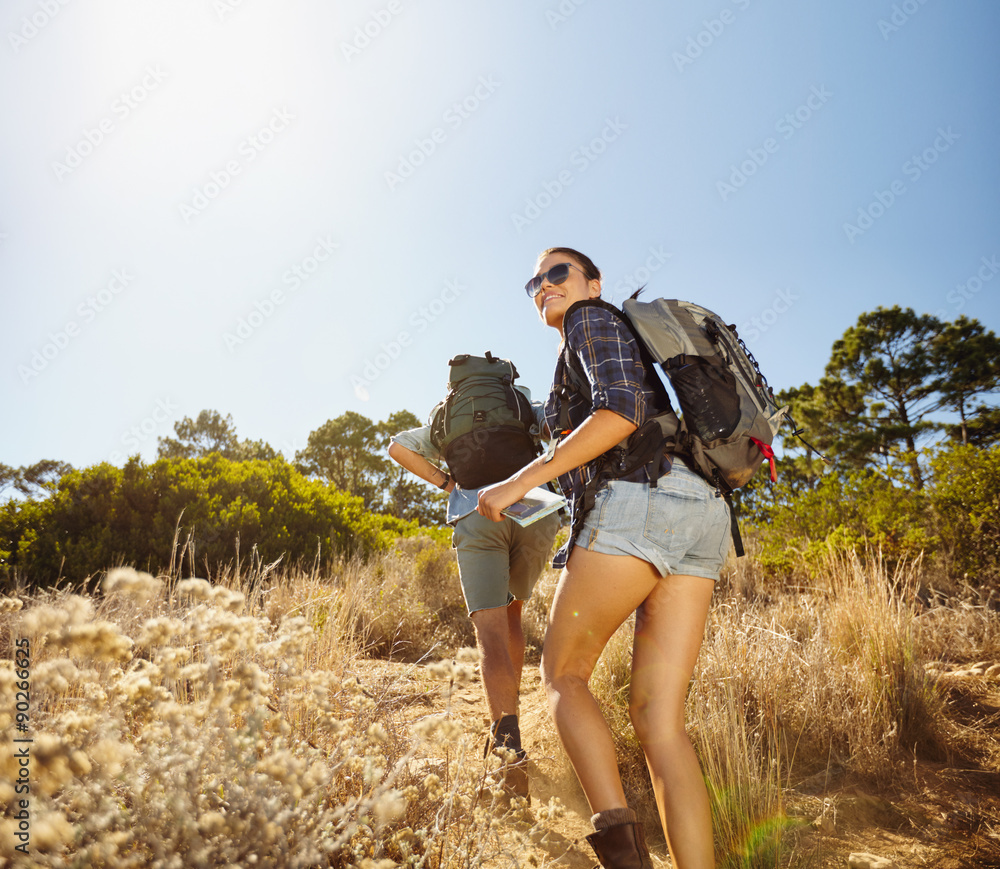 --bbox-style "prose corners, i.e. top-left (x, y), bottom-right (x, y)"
top-left (576, 462), bottom-right (731, 581)
top-left (452, 510), bottom-right (561, 614)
